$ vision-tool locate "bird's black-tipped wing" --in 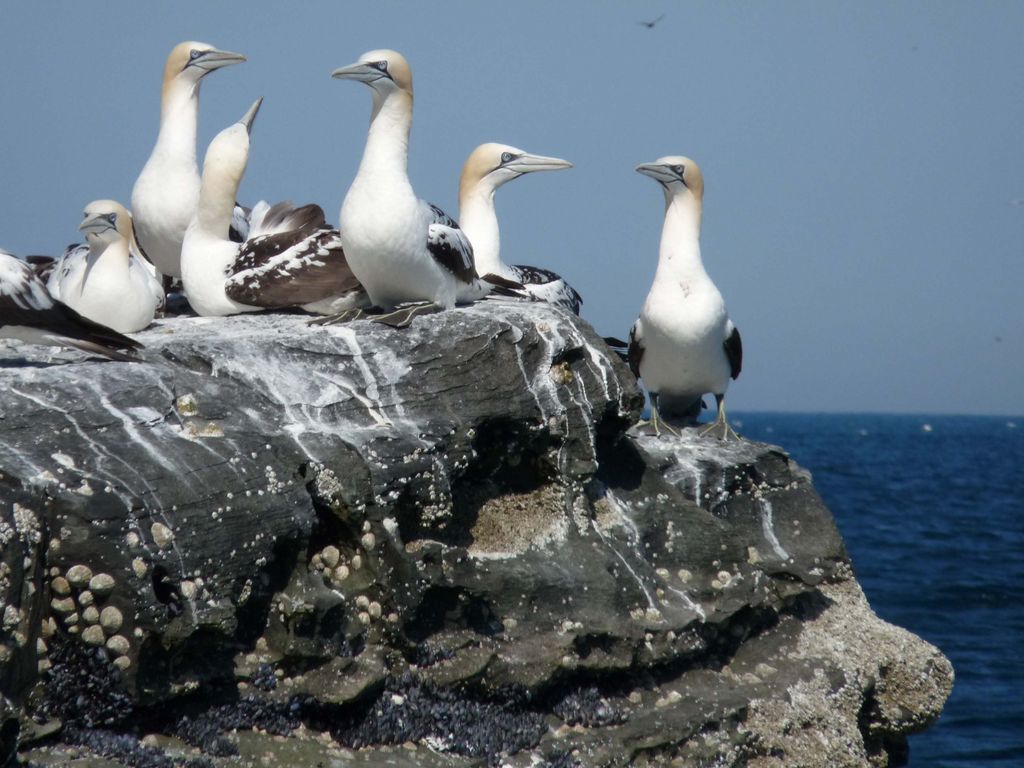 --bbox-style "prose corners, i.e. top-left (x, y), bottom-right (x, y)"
top-left (510, 264), bottom-right (583, 314)
top-left (724, 324), bottom-right (742, 380)
top-left (0, 254), bottom-right (141, 361)
top-left (627, 322), bottom-right (644, 380)
top-left (225, 202), bottom-right (362, 308)
top-left (425, 203), bottom-right (476, 283)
